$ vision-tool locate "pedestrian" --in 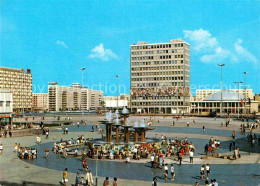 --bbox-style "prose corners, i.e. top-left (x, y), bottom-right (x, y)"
top-left (229, 142), bottom-right (232, 151)
top-left (103, 177), bottom-right (109, 186)
top-left (62, 168), bottom-right (68, 186)
top-left (86, 170), bottom-right (93, 186)
top-left (178, 151), bottom-right (183, 165)
top-left (112, 177), bottom-right (118, 186)
top-left (172, 121), bottom-right (175, 126)
top-left (75, 171), bottom-right (83, 186)
top-left (195, 182), bottom-right (199, 186)
top-left (158, 118), bottom-right (160, 123)
top-left (170, 164), bottom-right (175, 180)
top-left (151, 154), bottom-right (154, 168)
top-left (4, 129), bottom-right (7, 138)
top-left (163, 170), bottom-right (168, 182)
top-left (187, 122), bottom-right (190, 127)
top-left (96, 122), bottom-right (98, 129)
top-left (14, 143), bottom-right (18, 153)
top-left (0, 144), bottom-right (3, 154)
top-left (9, 130), bottom-right (12, 137)
top-left (91, 125), bottom-right (94, 132)
top-left (152, 177), bottom-right (157, 186)
top-left (164, 163), bottom-right (168, 175)
top-left (46, 128), bottom-right (49, 139)
top-left (203, 126), bottom-right (205, 133)
top-left (82, 158), bottom-right (88, 172)
top-left (200, 165), bottom-right (205, 180)
top-left (205, 163), bottom-right (210, 179)
top-left (213, 179), bottom-right (218, 186)
top-left (232, 138), bottom-right (236, 150)
top-left (204, 144), bottom-right (208, 156)
top-left (45, 147), bottom-right (50, 159)
top-left (189, 149), bottom-right (194, 163)
top-left (77, 122), bottom-right (80, 128)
